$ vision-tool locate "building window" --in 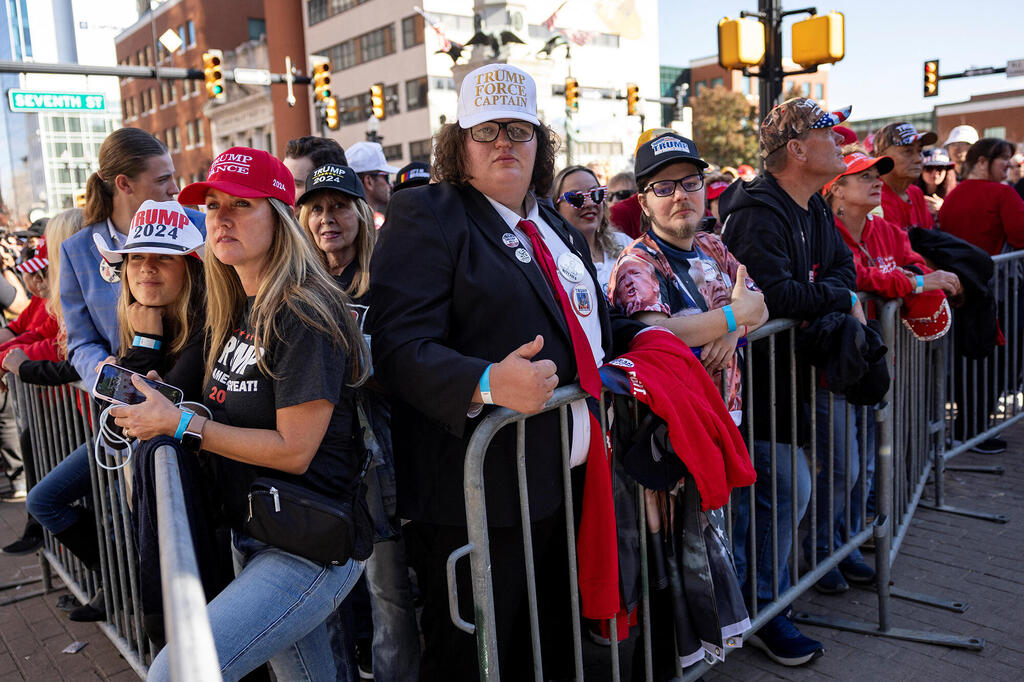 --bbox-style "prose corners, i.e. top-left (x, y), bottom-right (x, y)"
top-left (710, 77), bottom-right (724, 89)
top-left (695, 80), bottom-right (706, 94)
top-left (178, 25), bottom-right (186, 51)
top-left (382, 144), bottom-right (402, 161)
top-left (409, 139), bottom-right (431, 163)
top-left (322, 24), bottom-right (394, 71)
top-left (68, 117), bottom-right (81, 133)
top-left (187, 20), bottom-right (196, 47)
top-left (402, 15), bottom-right (424, 49)
top-left (405, 76), bottom-right (427, 111)
top-left (432, 76), bottom-right (455, 90)
top-left (308, 0), bottom-right (371, 26)
top-left (983, 126), bottom-right (1006, 138)
top-left (248, 18), bottom-right (266, 41)
top-left (814, 83), bottom-right (823, 100)
top-left (186, 120), bottom-right (195, 147)
top-left (339, 92), bottom-right (370, 125)
top-left (384, 84), bottom-right (400, 115)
